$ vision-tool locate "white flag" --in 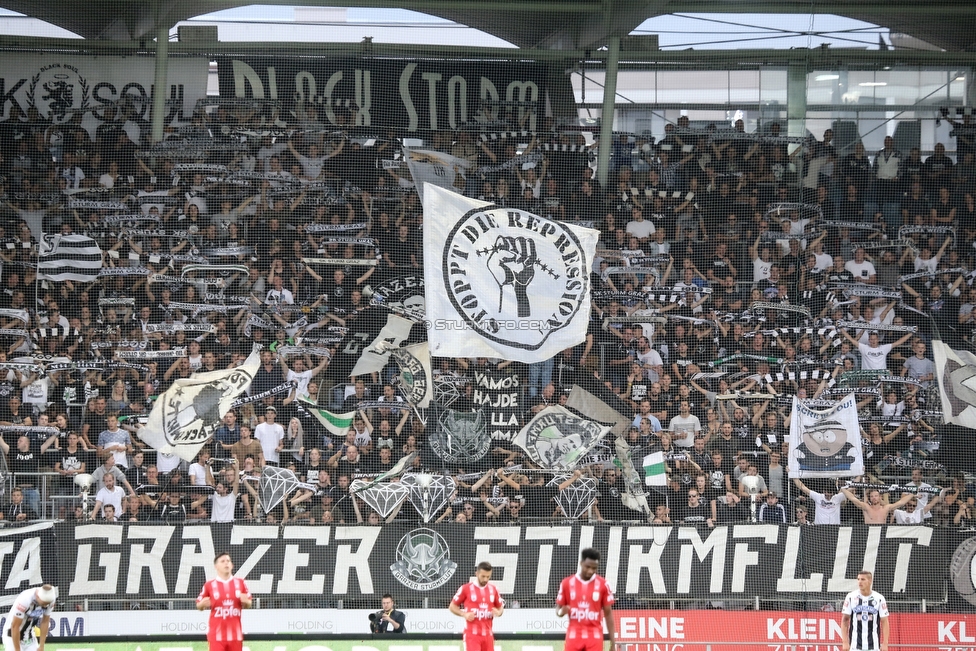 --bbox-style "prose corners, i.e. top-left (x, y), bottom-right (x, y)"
top-left (423, 184), bottom-right (599, 364)
top-left (349, 313), bottom-right (415, 377)
top-left (787, 393), bottom-right (863, 478)
top-left (933, 339), bottom-right (976, 430)
top-left (402, 148), bottom-right (472, 201)
top-left (139, 350), bottom-right (261, 462)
